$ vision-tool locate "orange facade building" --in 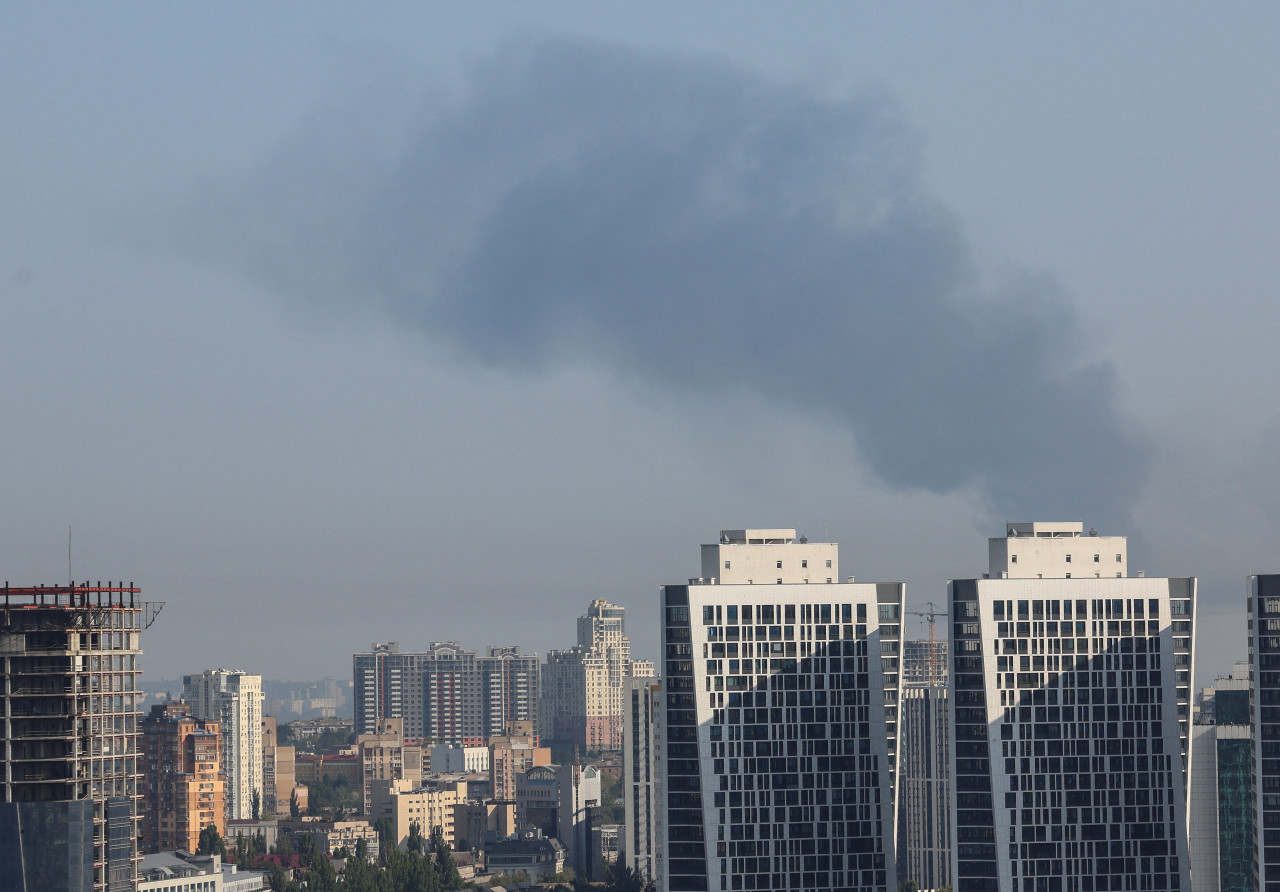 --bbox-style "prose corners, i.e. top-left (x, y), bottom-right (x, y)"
top-left (141, 702), bottom-right (225, 853)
